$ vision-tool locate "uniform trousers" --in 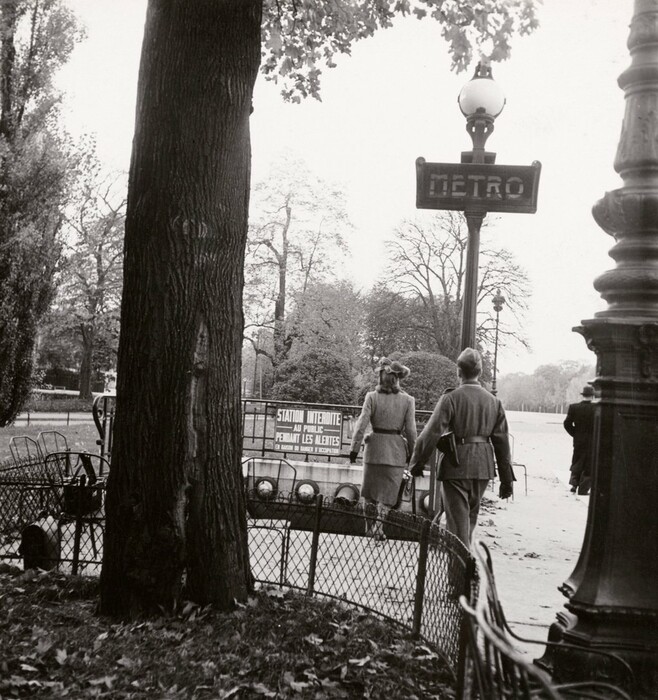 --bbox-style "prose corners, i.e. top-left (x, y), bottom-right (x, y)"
top-left (441, 478), bottom-right (490, 547)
